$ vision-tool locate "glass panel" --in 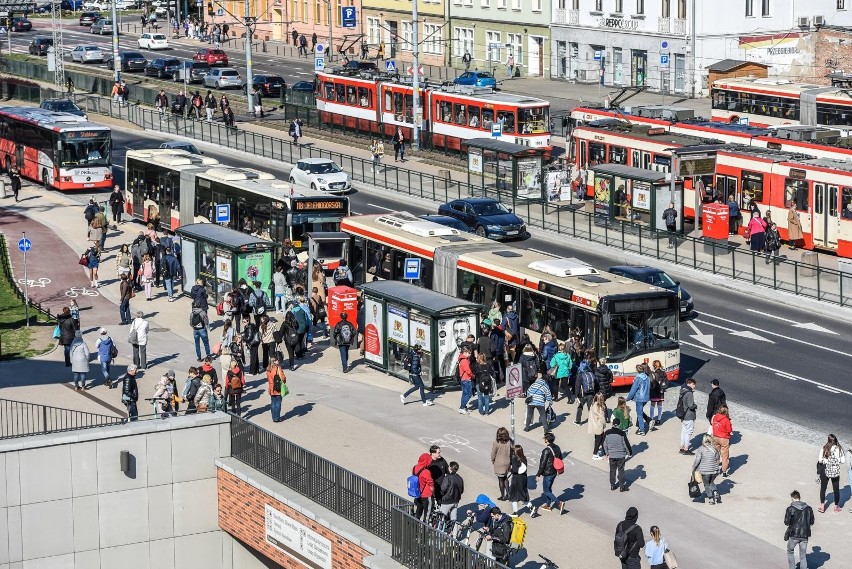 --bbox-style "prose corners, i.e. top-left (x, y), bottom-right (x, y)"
top-left (519, 290), bottom-right (547, 332)
top-left (468, 105), bottom-right (481, 128)
top-left (785, 178), bottom-right (808, 211)
top-left (842, 187), bottom-right (852, 219)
